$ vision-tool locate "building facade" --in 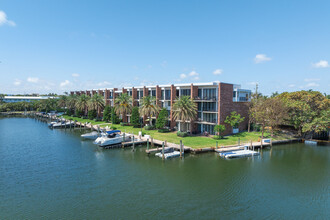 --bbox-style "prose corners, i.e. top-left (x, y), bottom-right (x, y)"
top-left (70, 82), bottom-right (251, 135)
top-left (2, 96), bottom-right (56, 103)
